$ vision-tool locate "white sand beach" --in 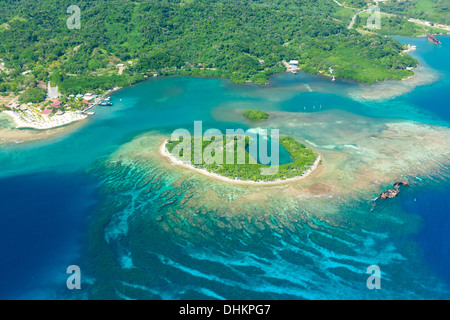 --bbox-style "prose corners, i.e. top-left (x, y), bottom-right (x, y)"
top-left (3, 110), bottom-right (88, 130)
